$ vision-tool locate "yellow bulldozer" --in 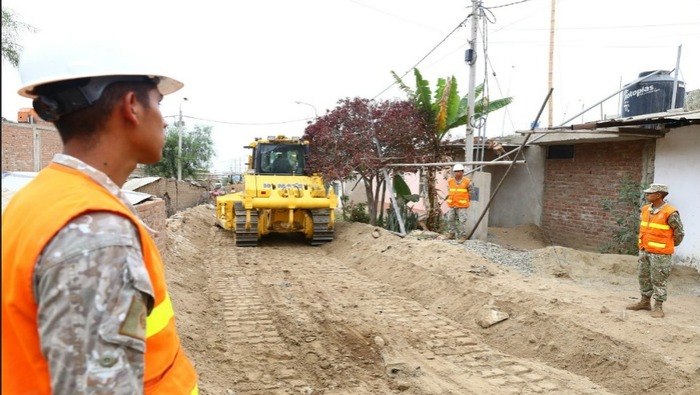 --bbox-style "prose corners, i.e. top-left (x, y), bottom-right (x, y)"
top-left (215, 135), bottom-right (336, 246)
